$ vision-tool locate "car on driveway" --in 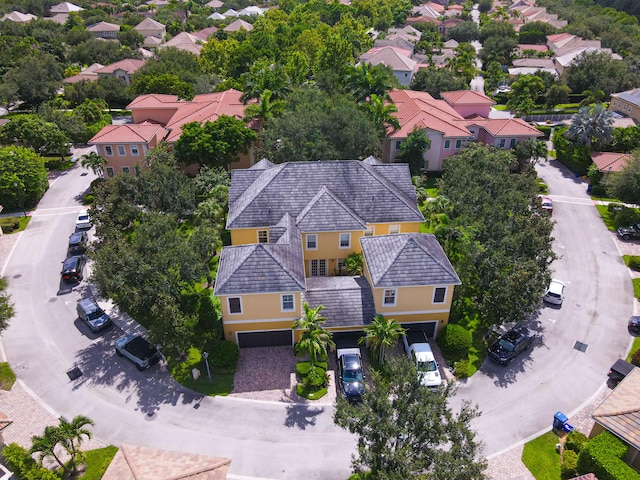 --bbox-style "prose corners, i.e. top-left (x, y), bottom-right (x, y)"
top-left (76, 298), bottom-right (112, 333)
top-left (336, 348), bottom-right (365, 402)
top-left (76, 208), bottom-right (92, 230)
top-left (60, 255), bottom-right (86, 283)
top-left (617, 223), bottom-right (640, 240)
top-left (543, 279), bottom-right (566, 305)
top-left (115, 334), bottom-right (161, 371)
top-left (488, 327), bottom-right (534, 365)
top-left (68, 231), bottom-right (88, 255)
